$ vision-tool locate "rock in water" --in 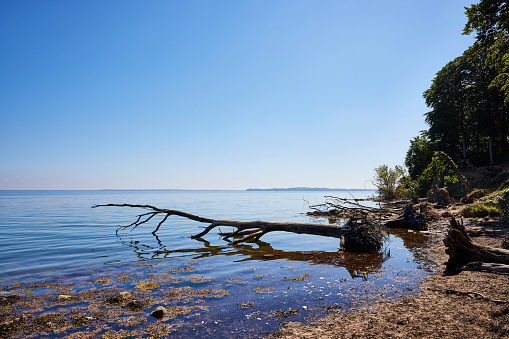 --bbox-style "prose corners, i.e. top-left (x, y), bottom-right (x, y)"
top-left (150, 306), bottom-right (167, 318)
top-left (0, 295), bottom-right (20, 306)
top-left (107, 291), bottom-right (131, 304)
top-left (124, 300), bottom-right (146, 311)
top-left (57, 295), bottom-right (73, 301)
